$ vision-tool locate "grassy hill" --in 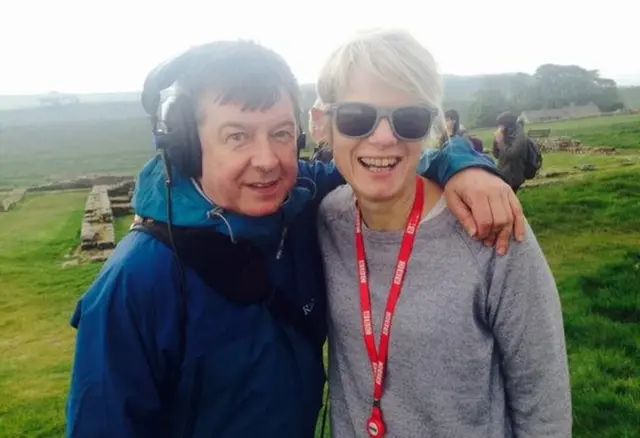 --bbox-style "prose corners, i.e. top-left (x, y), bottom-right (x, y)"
top-left (0, 92), bottom-right (140, 111)
top-left (0, 166), bottom-right (638, 437)
top-left (0, 101), bottom-right (146, 127)
top-left (0, 116), bottom-right (152, 188)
